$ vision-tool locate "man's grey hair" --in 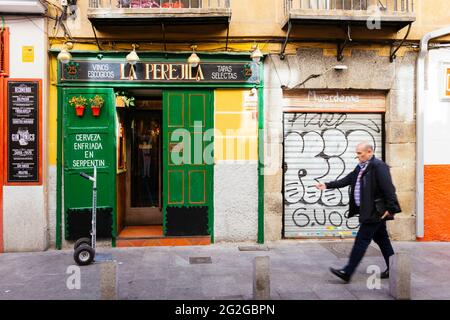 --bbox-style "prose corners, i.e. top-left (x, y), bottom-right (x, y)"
top-left (357, 141), bottom-right (374, 151)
